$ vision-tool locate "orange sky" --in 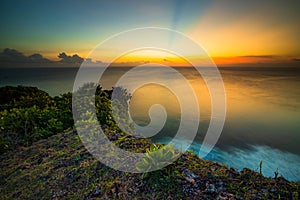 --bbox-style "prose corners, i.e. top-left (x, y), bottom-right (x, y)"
top-left (1, 1), bottom-right (299, 67)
